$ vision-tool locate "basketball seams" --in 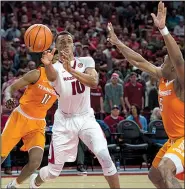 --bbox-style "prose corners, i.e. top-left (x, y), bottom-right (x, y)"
top-left (42, 26), bottom-right (46, 52)
top-left (25, 25), bottom-right (39, 46)
top-left (32, 25), bottom-right (42, 51)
